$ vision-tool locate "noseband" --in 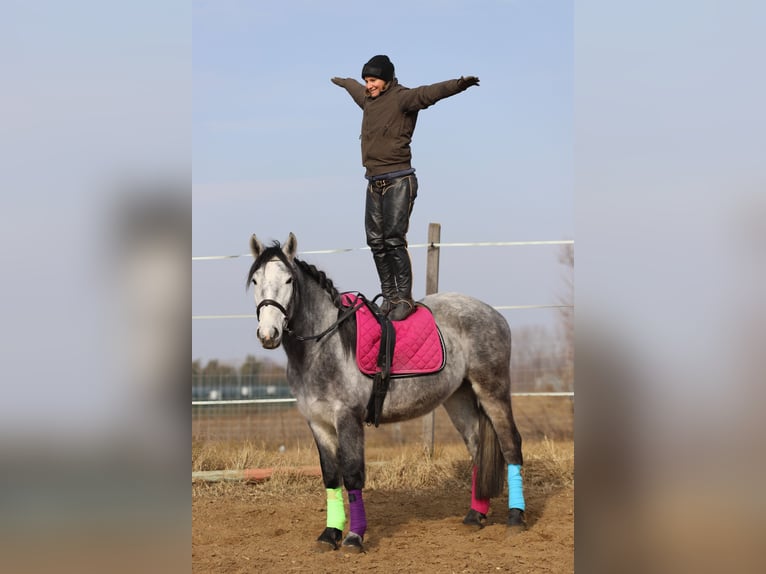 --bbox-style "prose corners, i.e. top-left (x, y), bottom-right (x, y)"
top-left (256, 298), bottom-right (290, 321)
